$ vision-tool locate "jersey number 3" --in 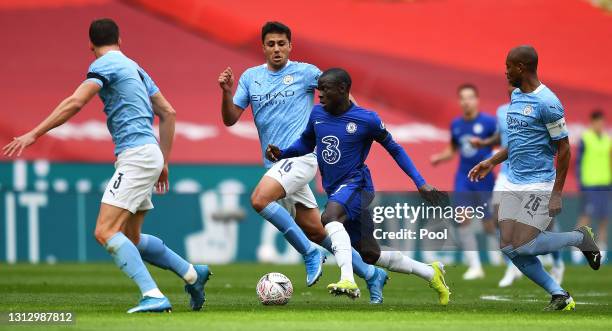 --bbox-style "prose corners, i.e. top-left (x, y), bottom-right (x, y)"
top-left (321, 135), bottom-right (341, 165)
